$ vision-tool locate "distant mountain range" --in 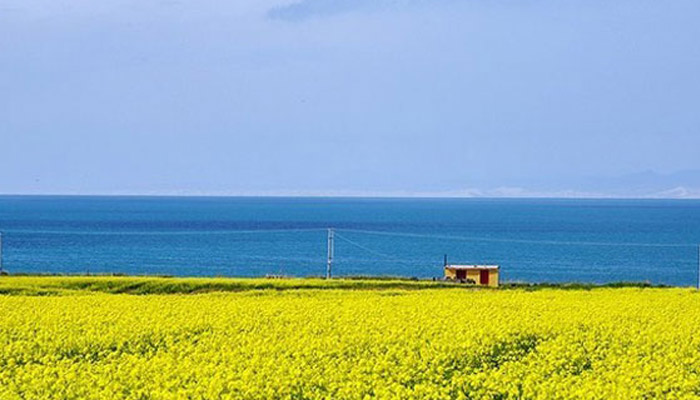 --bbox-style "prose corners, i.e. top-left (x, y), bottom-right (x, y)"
top-left (567, 170), bottom-right (700, 198)
top-left (4, 170), bottom-right (700, 199)
top-left (461, 170), bottom-right (700, 199)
